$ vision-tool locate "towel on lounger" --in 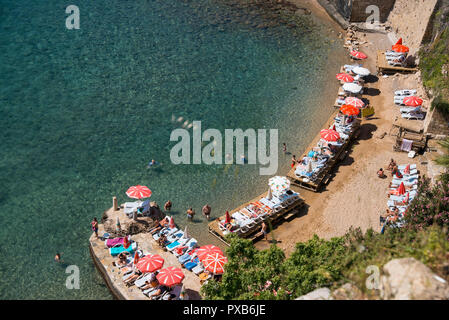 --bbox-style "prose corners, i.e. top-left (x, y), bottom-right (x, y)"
top-left (401, 139), bottom-right (413, 152)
